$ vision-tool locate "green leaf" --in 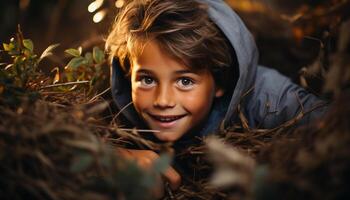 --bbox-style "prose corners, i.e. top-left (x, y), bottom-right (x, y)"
top-left (93, 47), bottom-right (105, 64)
top-left (23, 39), bottom-right (34, 52)
top-left (3, 42), bottom-right (15, 52)
top-left (65, 48), bottom-right (81, 57)
top-left (90, 76), bottom-right (97, 86)
top-left (70, 153), bottom-right (94, 173)
top-left (39, 43), bottom-right (60, 62)
top-left (85, 52), bottom-right (93, 65)
top-left (66, 57), bottom-right (87, 69)
top-left (152, 154), bottom-right (171, 173)
top-left (7, 43), bottom-right (17, 55)
top-left (3, 43), bottom-right (10, 51)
